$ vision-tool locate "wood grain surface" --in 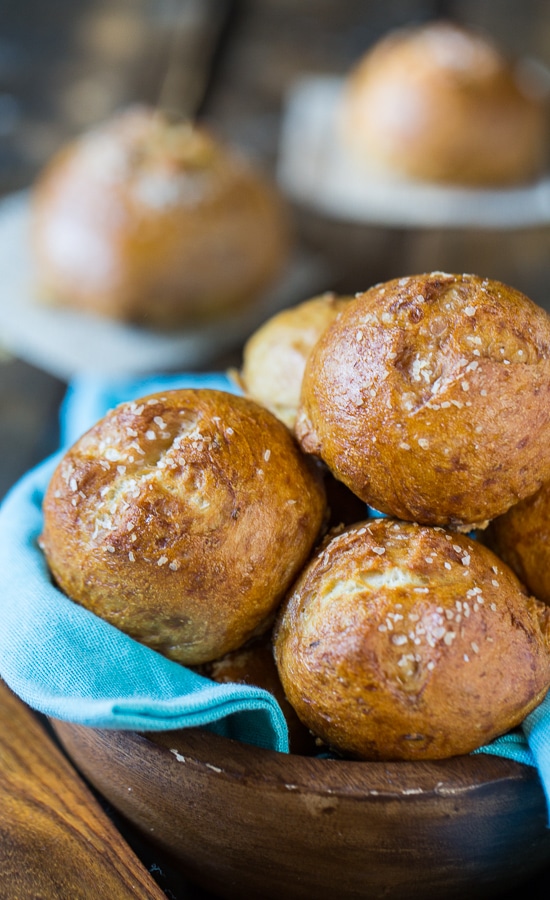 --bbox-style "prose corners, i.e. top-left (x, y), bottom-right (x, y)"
top-left (0, 680), bottom-right (165, 900)
top-left (53, 720), bottom-right (550, 900)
